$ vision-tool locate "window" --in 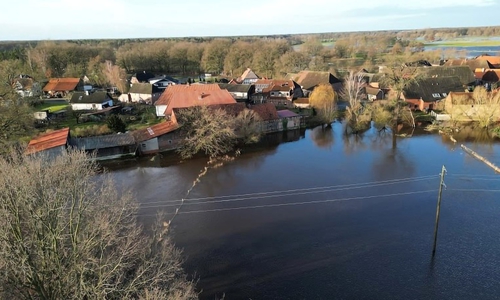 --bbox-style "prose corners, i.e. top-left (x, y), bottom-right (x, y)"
top-left (432, 93), bottom-right (441, 98)
top-left (442, 93), bottom-right (448, 97)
